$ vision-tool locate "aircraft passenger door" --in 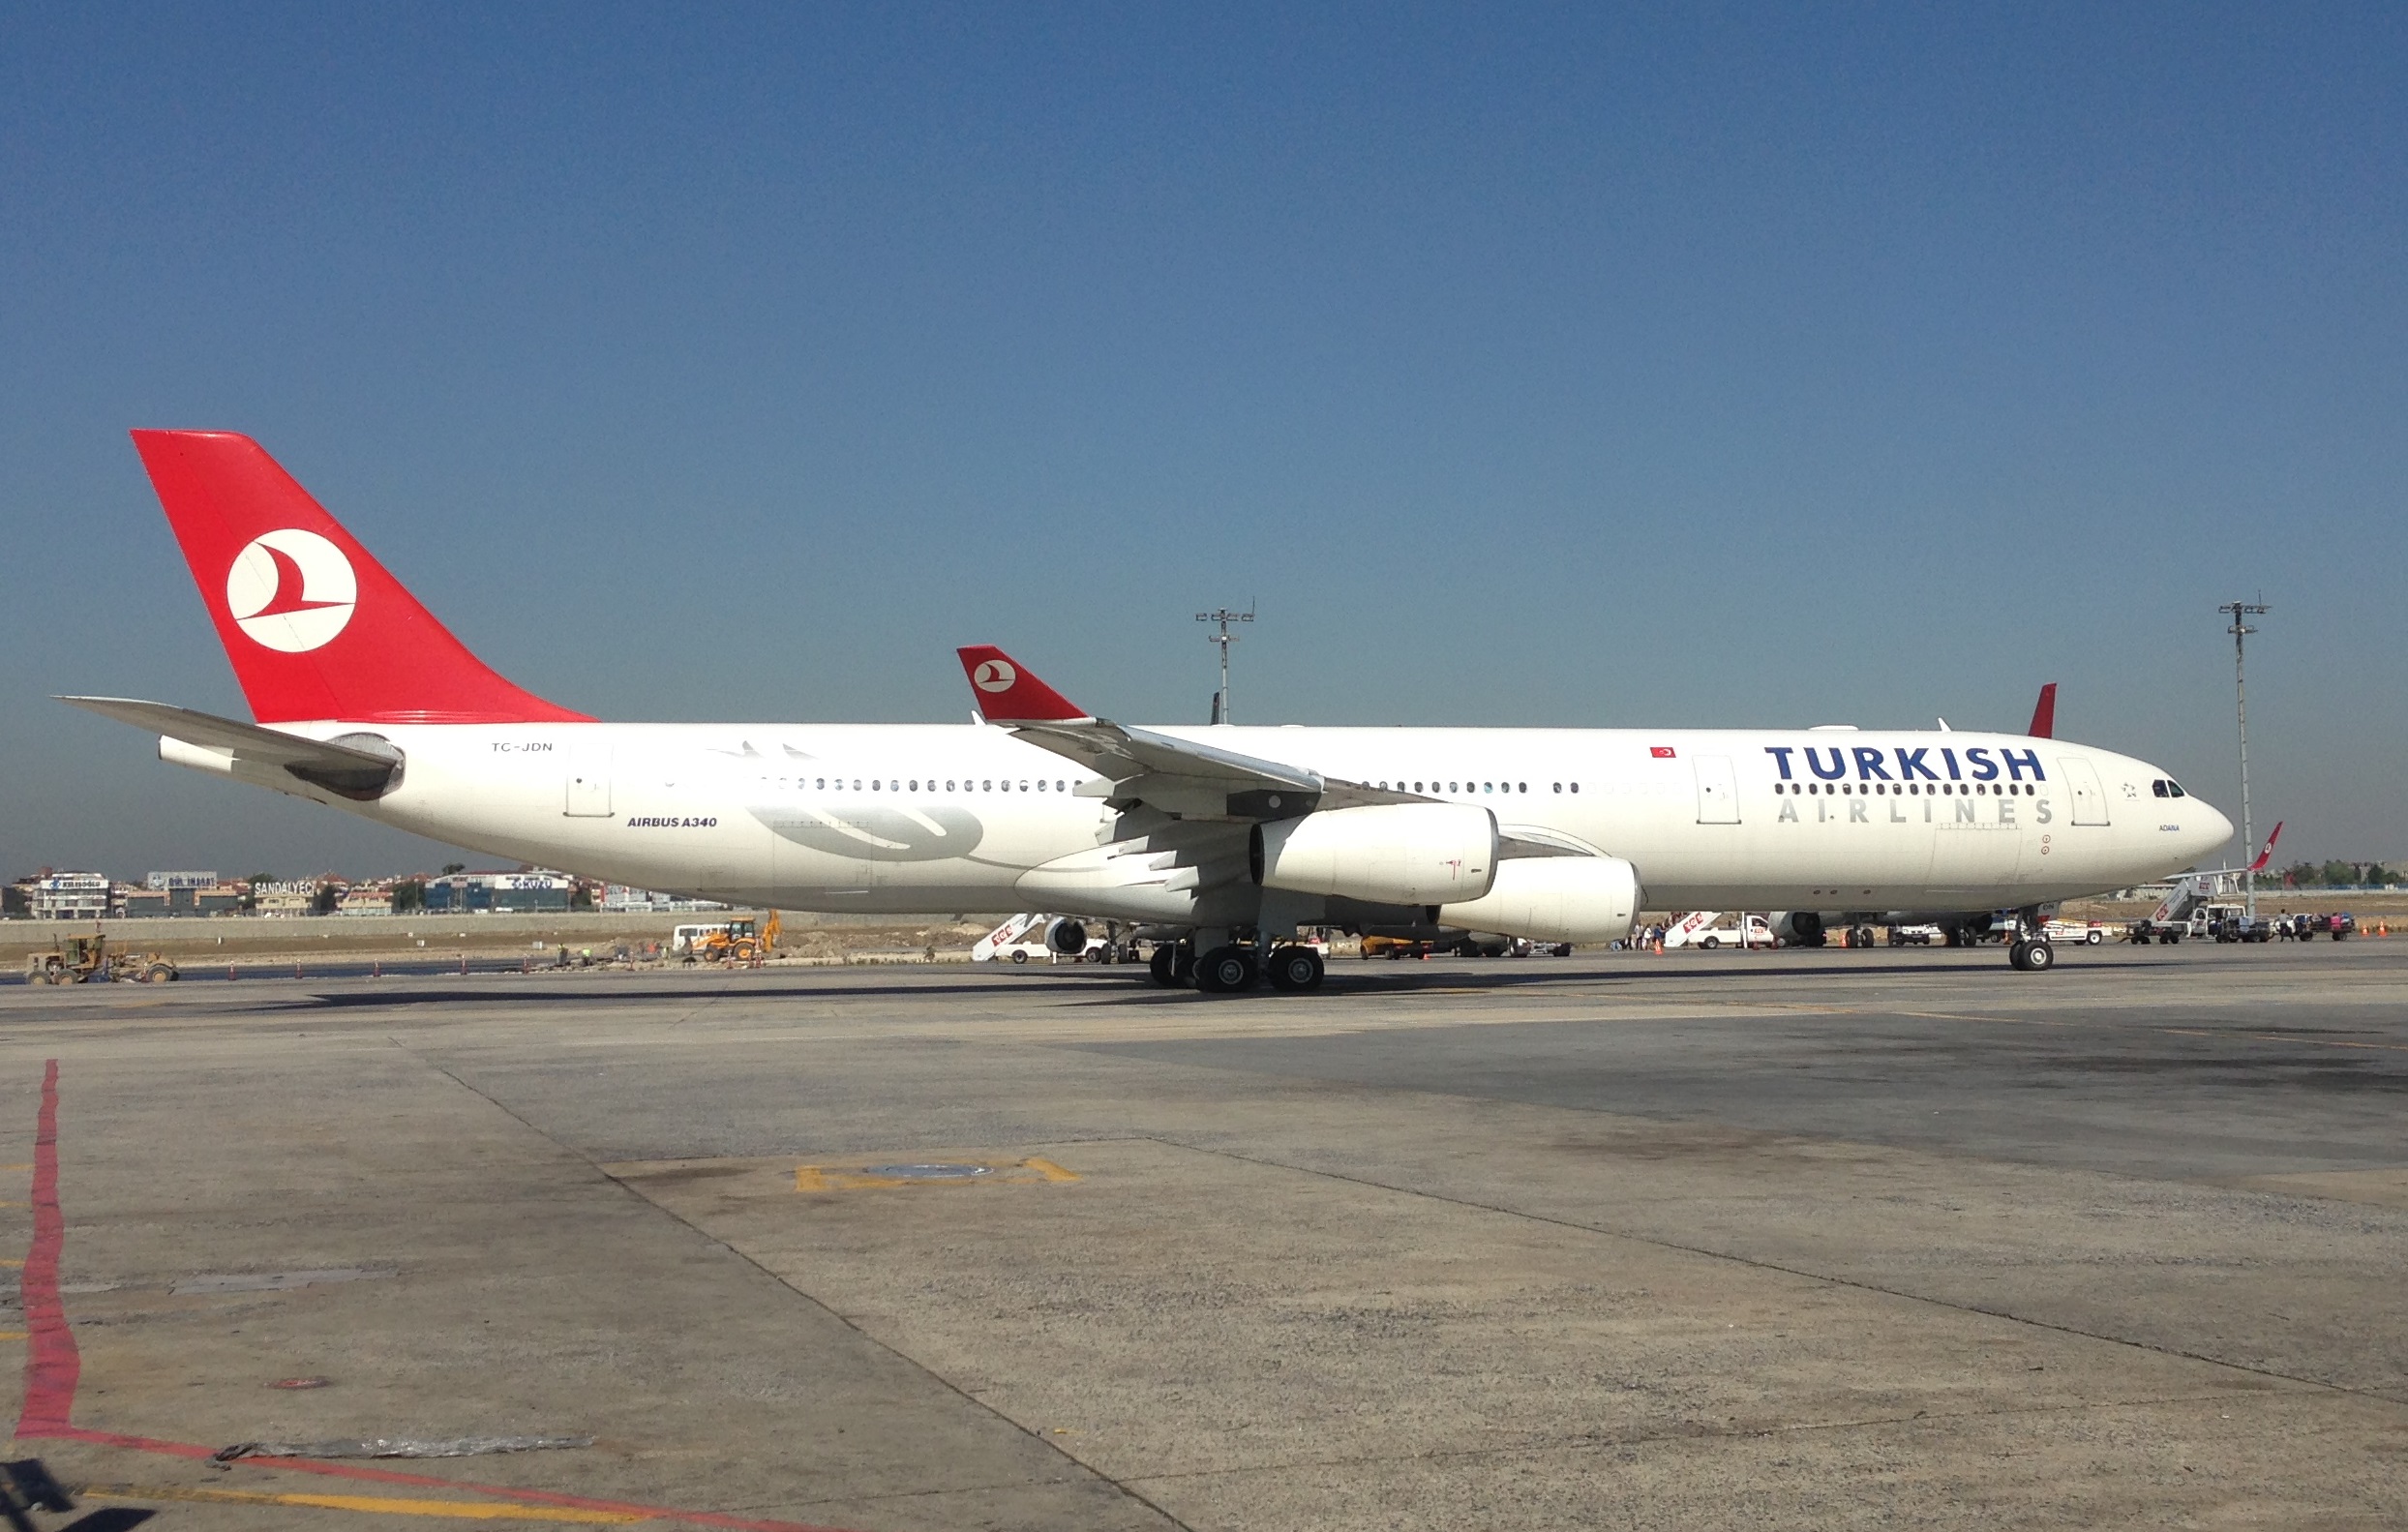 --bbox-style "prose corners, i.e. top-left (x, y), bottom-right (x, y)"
top-left (564, 742), bottom-right (613, 817)
top-left (2057, 756), bottom-right (2109, 826)
top-left (1693, 754), bottom-right (1741, 824)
